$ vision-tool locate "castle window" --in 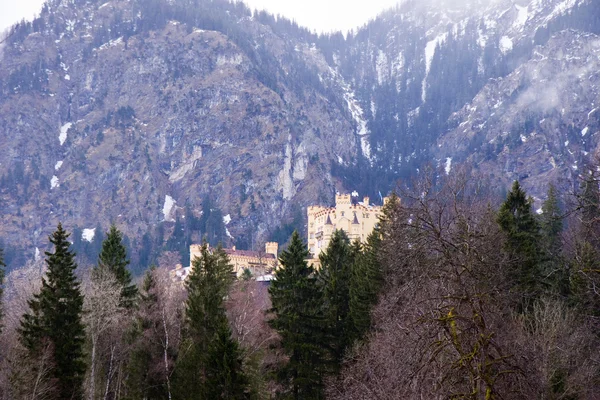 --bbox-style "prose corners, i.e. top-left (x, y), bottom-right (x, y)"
top-left (341, 211), bottom-right (345, 216)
